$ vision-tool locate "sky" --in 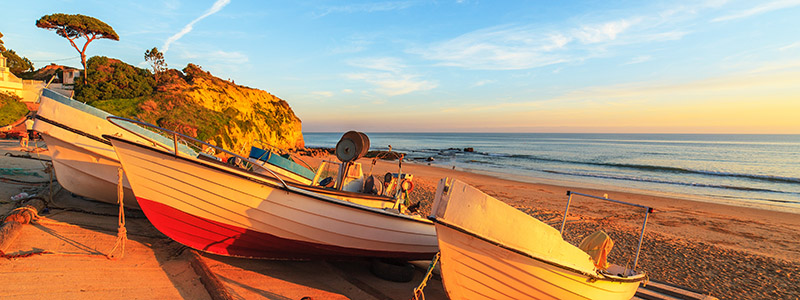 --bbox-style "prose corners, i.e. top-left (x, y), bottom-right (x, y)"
top-left (2, 0), bottom-right (799, 133)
